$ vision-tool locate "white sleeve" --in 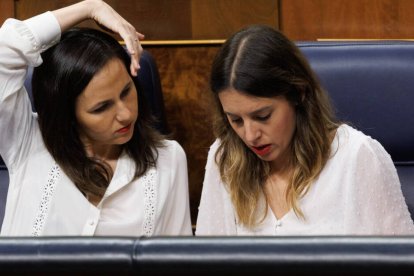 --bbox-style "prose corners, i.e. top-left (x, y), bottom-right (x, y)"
top-left (345, 138), bottom-right (414, 235)
top-left (195, 139), bottom-right (237, 235)
top-left (159, 141), bottom-right (192, 235)
top-left (0, 12), bottom-right (60, 170)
